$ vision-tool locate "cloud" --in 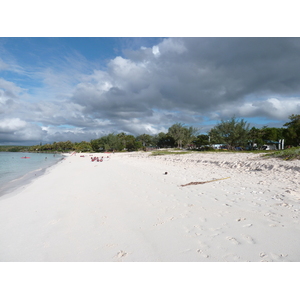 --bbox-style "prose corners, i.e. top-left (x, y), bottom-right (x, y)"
top-left (0, 78), bottom-right (24, 116)
top-left (2, 37), bottom-right (300, 145)
top-left (0, 78), bottom-right (24, 99)
top-left (0, 118), bottom-right (26, 132)
top-left (152, 46), bottom-right (160, 56)
top-left (69, 38), bottom-right (300, 130)
top-left (0, 59), bottom-right (9, 71)
top-left (0, 118), bottom-right (46, 143)
top-left (237, 98), bottom-right (300, 119)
